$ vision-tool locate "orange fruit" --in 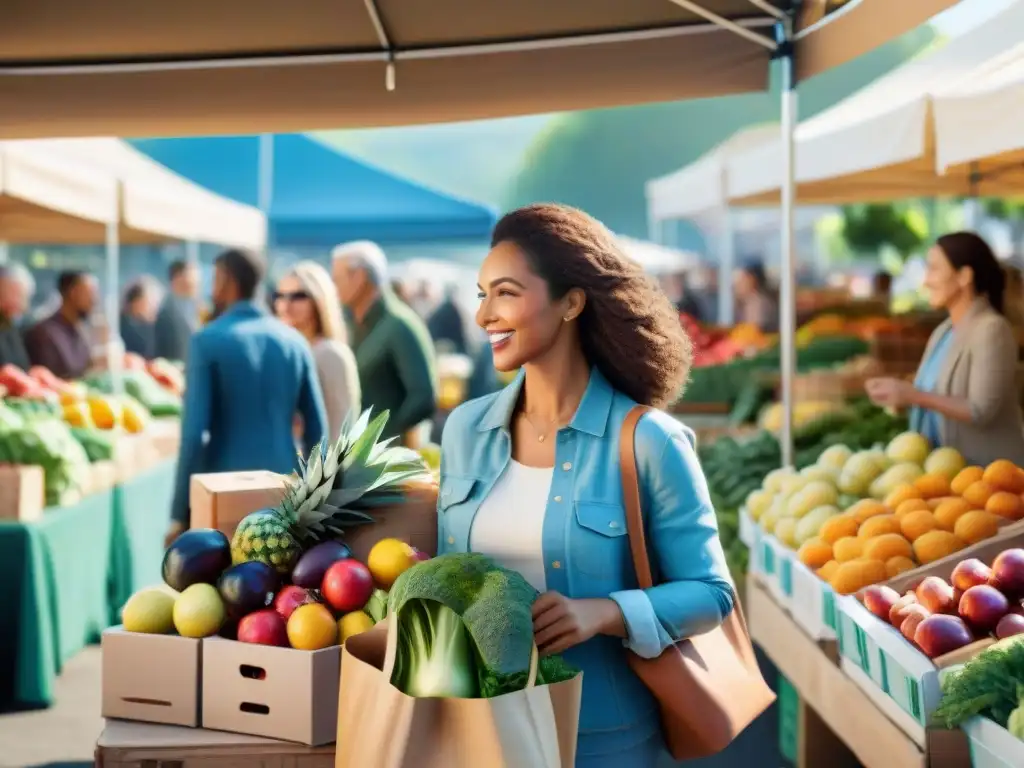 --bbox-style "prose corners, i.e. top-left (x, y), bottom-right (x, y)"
top-left (895, 498), bottom-right (930, 519)
top-left (983, 460), bottom-right (1024, 494)
top-left (367, 538), bottom-right (419, 589)
top-left (914, 473), bottom-right (951, 500)
top-left (962, 481), bottom-right (997, 509)
top-left (933, 498), bottom-right (974, 532)
top-left (849, 499), bottom-right (889, 524)
top-left (986, 491), bottom-right (1024, 521)
top-left (900, 509), bottom-right (939, 542)
top-left (951, 466), bottom-right (984, 496)
top-left (884, 484), bottom-right (921, 510)
top-left (928, 496), bottom-right (958, 510)
top-left (287, 603), bottom-right (339, 650)
top-left (338, 611), bottom-right (375, 644)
